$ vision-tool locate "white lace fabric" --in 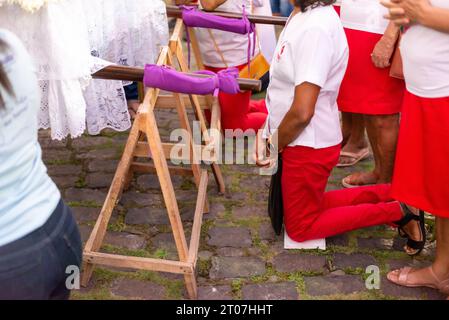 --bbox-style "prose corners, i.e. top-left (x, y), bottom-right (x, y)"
top-left (0, 0), bottom-right (169, 140)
